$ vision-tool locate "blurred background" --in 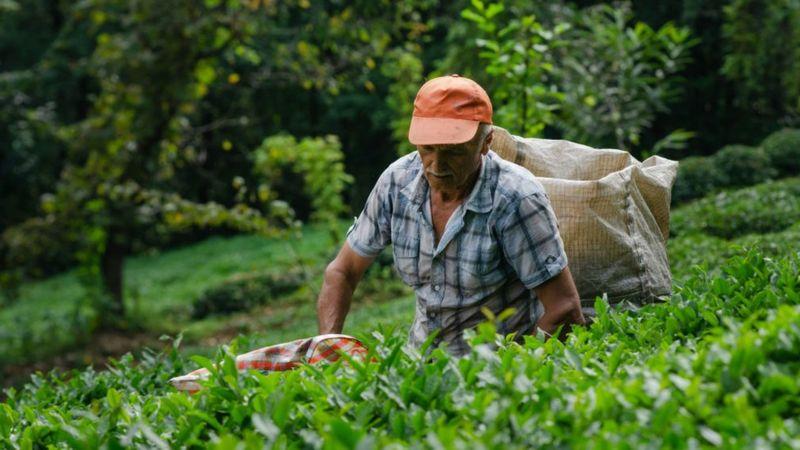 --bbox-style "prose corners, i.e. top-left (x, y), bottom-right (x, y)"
top-left (1, 0), bottom-right (799, 384)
